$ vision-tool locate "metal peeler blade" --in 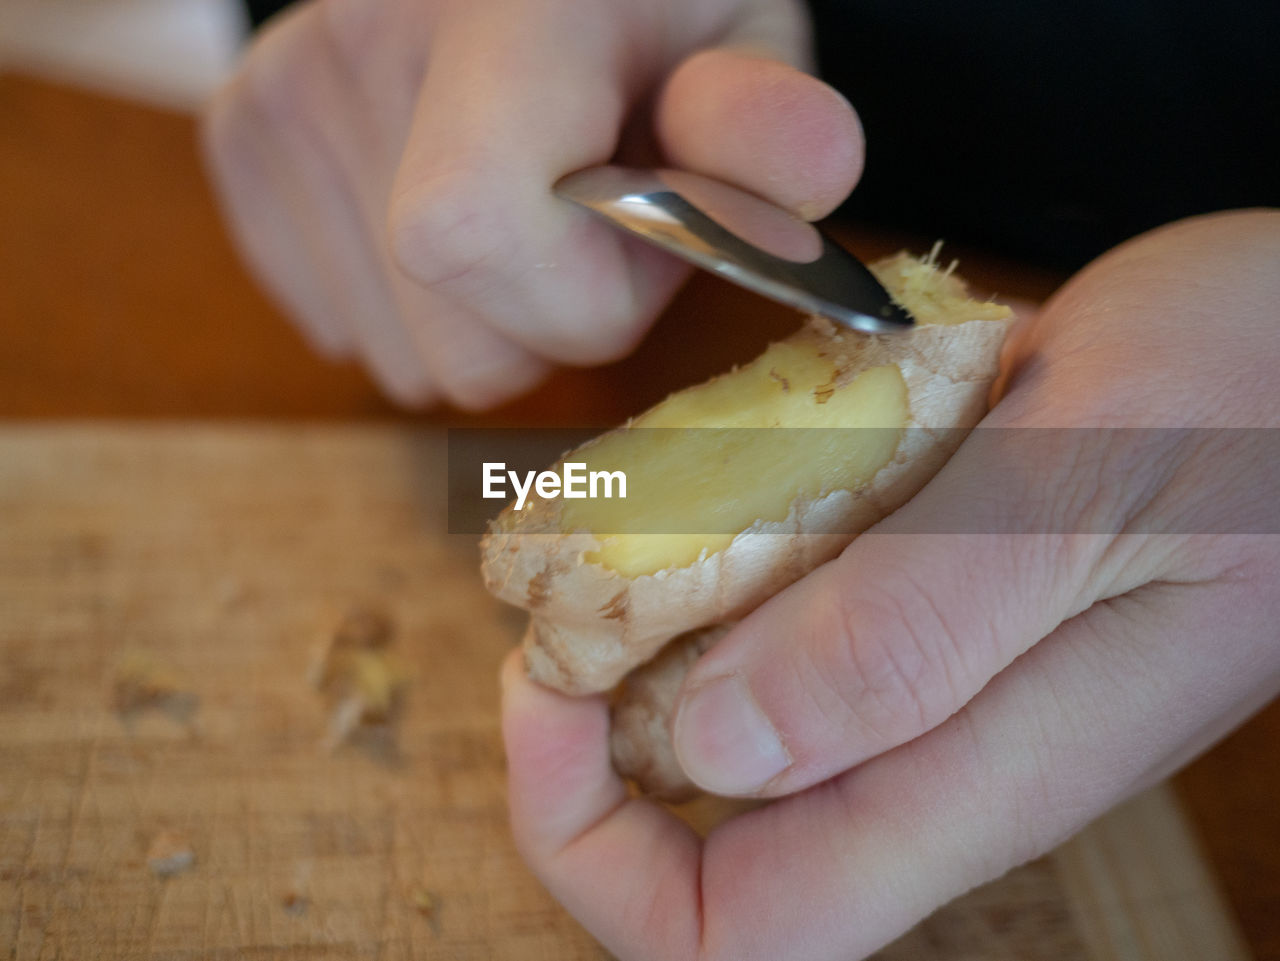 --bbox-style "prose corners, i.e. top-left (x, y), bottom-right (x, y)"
top-left (554, 165), bottom-right (914, 334)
